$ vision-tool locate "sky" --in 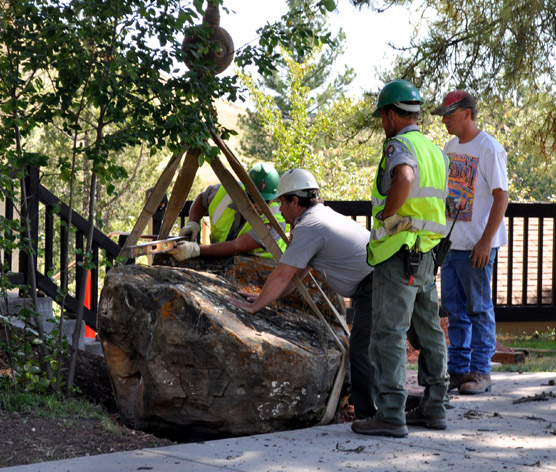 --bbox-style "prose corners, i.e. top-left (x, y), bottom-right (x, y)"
top-left (220, 0), bottom-right (417, 96)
